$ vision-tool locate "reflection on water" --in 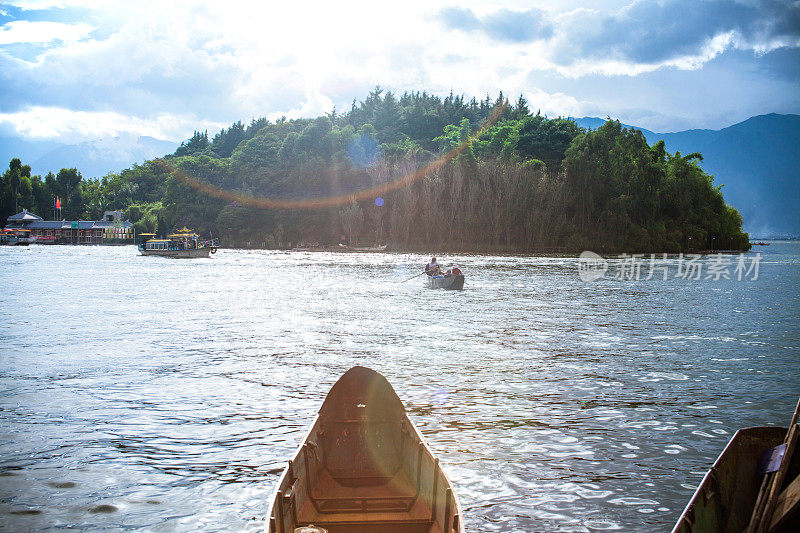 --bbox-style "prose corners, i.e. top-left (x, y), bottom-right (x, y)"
top-left (1, 243), bottom-right (798, 531)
